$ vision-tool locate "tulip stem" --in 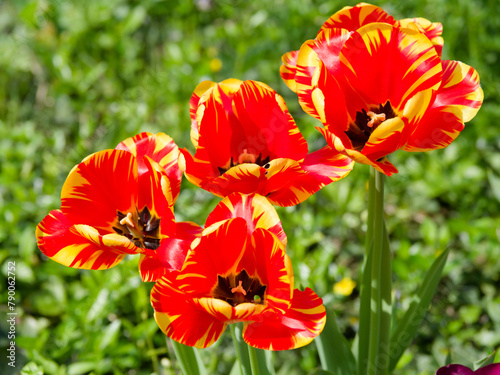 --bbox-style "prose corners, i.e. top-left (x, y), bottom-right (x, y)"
top-left (362, 168), bottom-right (392, 375)
top-left (231, 324), bottom-right (252, 375)
top-left (248, 345), bottom-right (260, 375)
